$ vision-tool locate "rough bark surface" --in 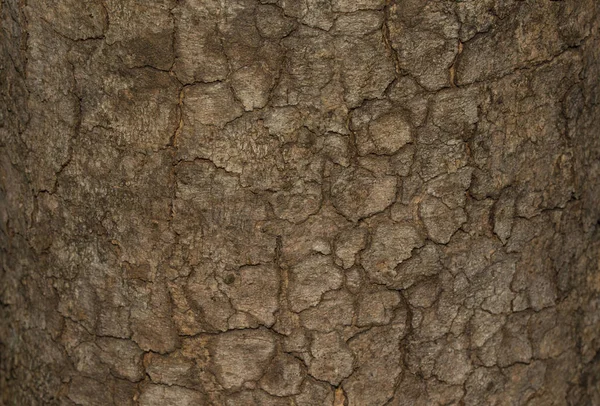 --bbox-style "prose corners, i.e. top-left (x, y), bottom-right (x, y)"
top-left (1, 0), bottom-right (600, 405)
